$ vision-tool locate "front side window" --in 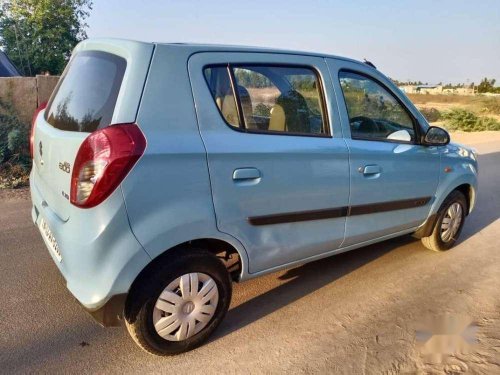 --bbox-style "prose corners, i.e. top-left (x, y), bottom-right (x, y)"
top-left (204, 65), bottom-right (328, 136)
top-left (339, 71), bottom-right (415, 142)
